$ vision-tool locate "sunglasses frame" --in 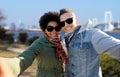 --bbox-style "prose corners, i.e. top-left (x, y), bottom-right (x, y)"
top-left (60, 18), bottom-right (73, 27)
top-left (46, 25), bottom-right (61, 32)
